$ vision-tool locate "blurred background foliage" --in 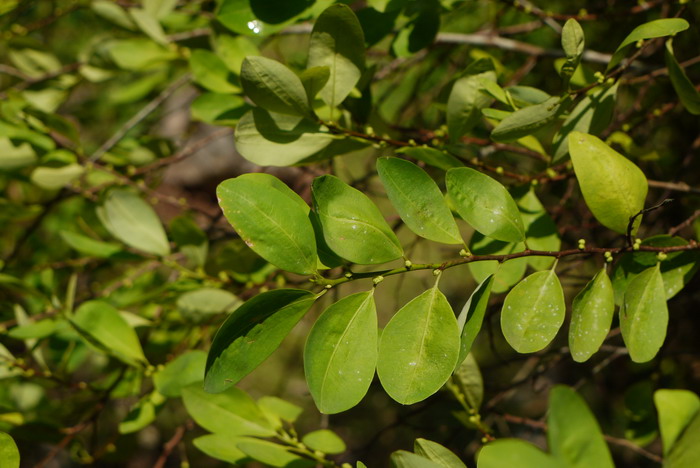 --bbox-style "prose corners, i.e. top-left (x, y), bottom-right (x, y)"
top-left (1, 0), bottom-right (700, 467)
